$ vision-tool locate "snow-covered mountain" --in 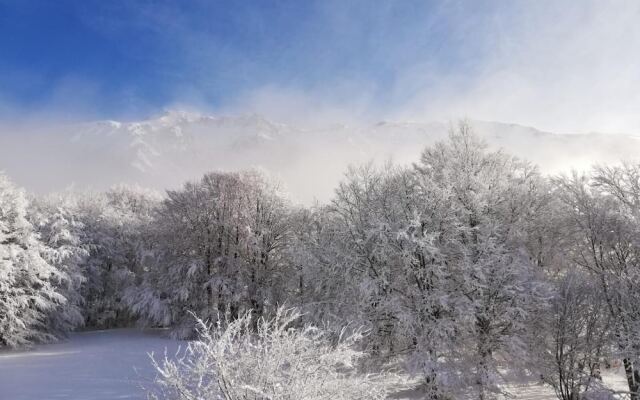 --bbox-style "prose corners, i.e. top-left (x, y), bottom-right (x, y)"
top-left (2, 110), bottom-right (640, 203)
